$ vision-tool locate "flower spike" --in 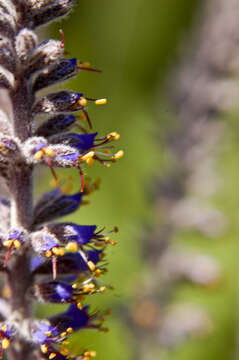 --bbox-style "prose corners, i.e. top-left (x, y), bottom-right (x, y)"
top-left (0, 0), bottom-right (123, 359)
